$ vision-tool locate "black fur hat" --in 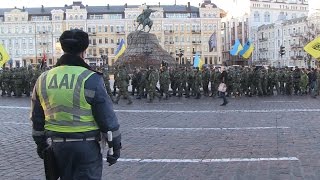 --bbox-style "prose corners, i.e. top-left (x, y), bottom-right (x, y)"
top-left (59, 29), bottom-right (89, 54)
